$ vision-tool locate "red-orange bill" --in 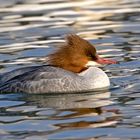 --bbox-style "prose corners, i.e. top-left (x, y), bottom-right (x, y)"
top-left (96, 57), bottom-right (117, 64)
